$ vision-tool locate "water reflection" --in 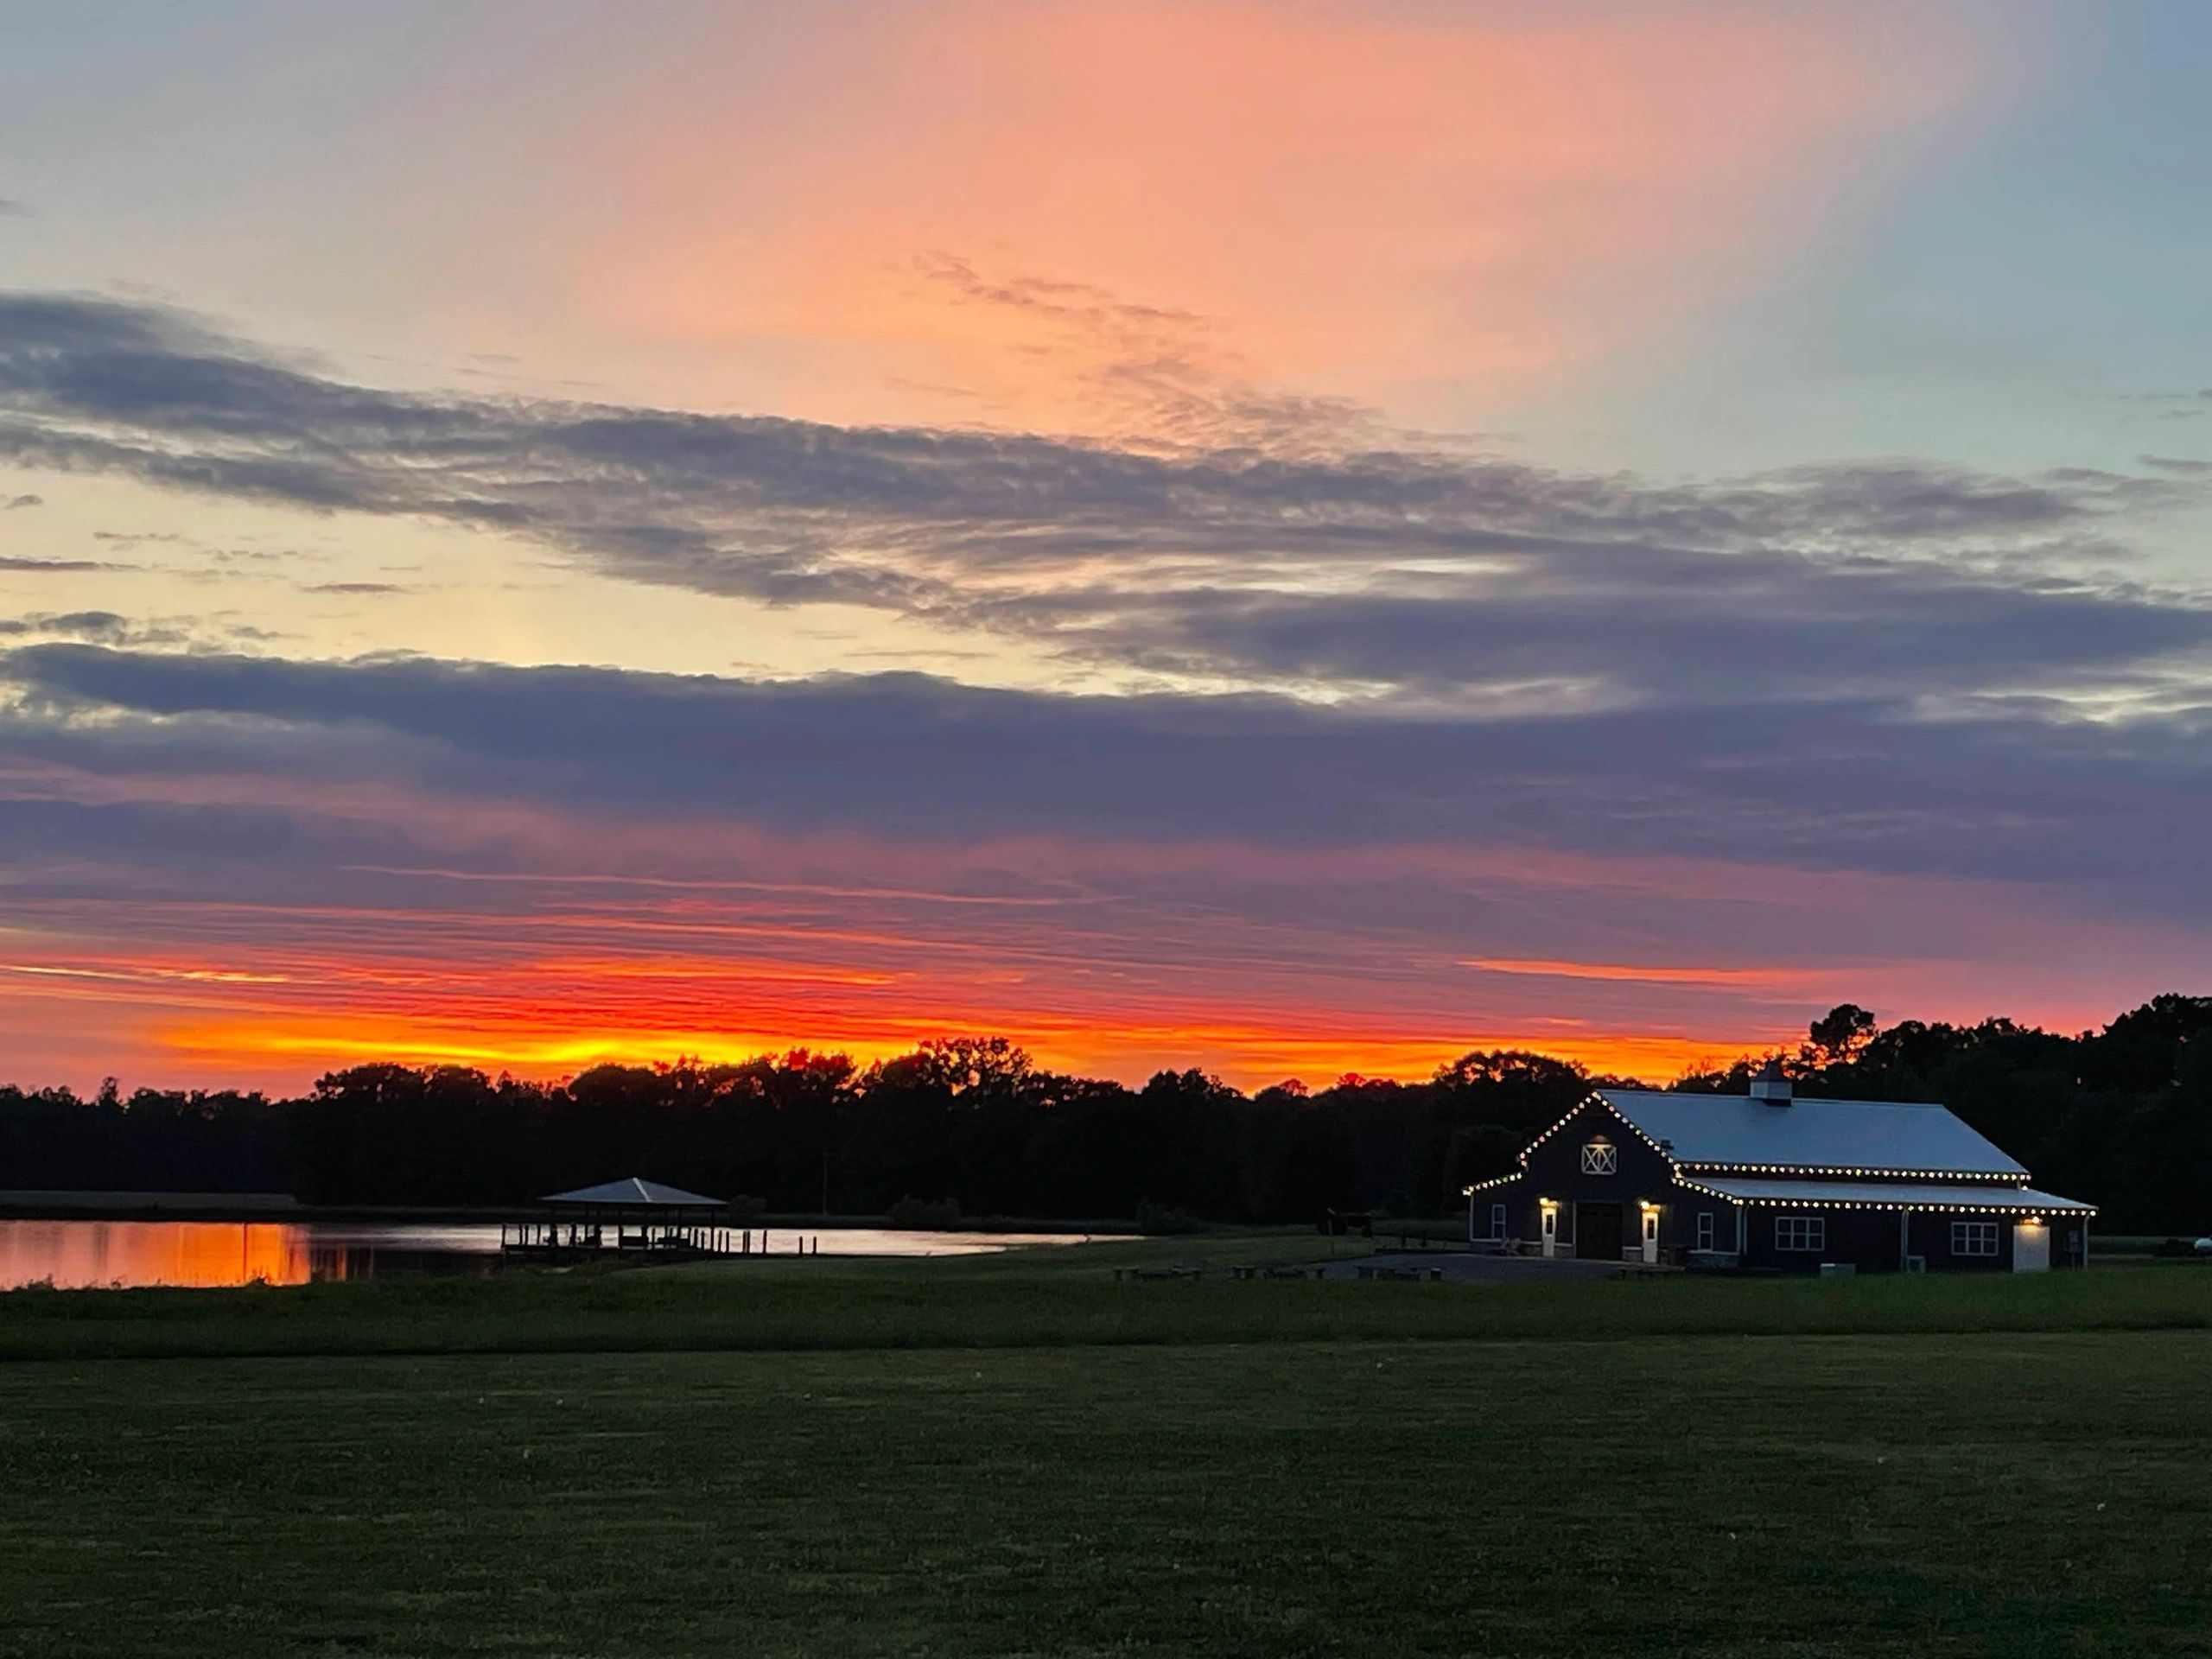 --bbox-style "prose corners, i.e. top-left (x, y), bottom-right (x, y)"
top-left (0, 1220), bottom-right (498, 1290)
top-left (0, 1220), bottom-right (1109, 1289)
